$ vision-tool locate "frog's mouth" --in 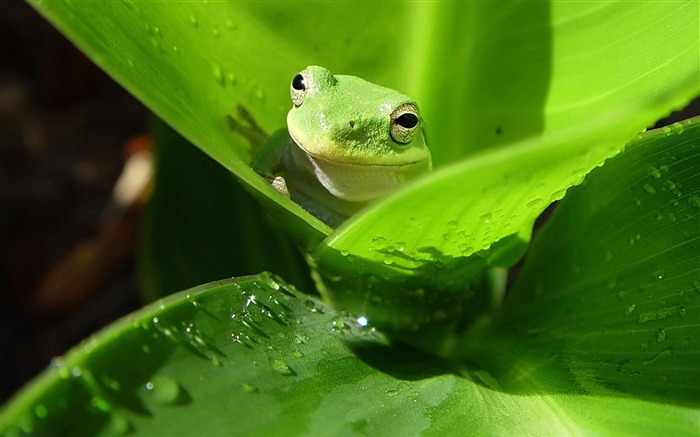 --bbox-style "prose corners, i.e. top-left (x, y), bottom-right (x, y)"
top-left (289, 133), bottom-right (431, 202)
top-left (289, 131), bottom-right (427, 168)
